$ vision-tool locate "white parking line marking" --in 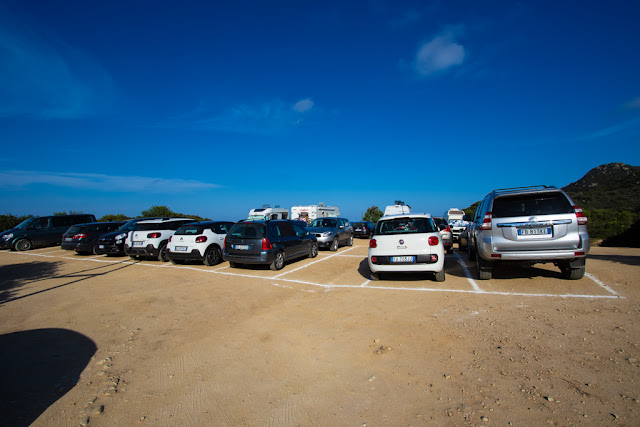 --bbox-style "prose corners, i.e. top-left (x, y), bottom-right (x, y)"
top-left (273, 246), bottom-right (360, 278)
top-left (4, 250), bottom-right (624, 299)
top-left (454, 252), bottom-right (483, 292)
top-left (585, 273), bottom-right (619, 295)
